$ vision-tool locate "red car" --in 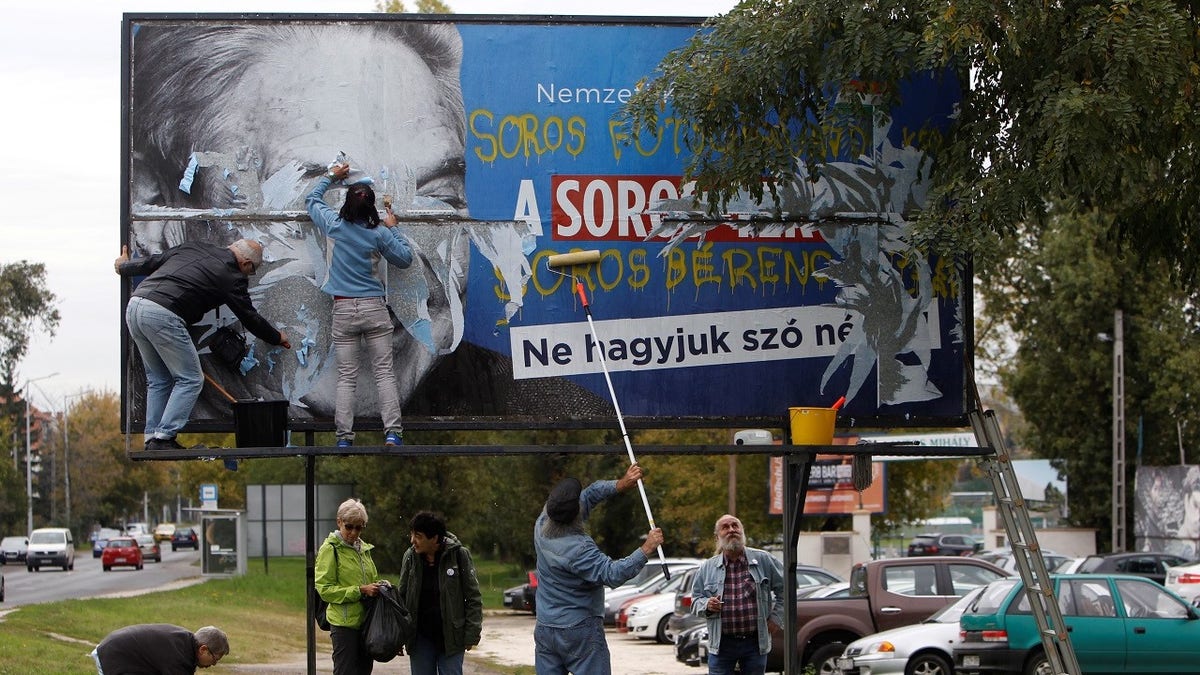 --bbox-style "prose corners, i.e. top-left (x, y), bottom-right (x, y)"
top-left (101, 536), bottom-right (143, 571)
